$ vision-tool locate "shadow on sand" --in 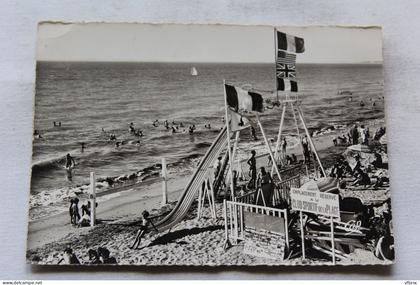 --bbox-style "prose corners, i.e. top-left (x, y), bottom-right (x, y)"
top-left (146, 225), bottom-right (223, 247)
